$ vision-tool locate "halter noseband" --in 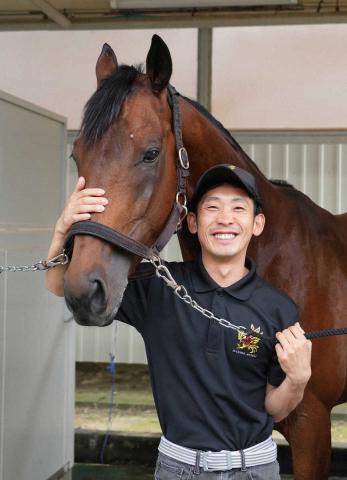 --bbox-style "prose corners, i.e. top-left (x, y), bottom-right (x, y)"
top-left (64, 85), bottom-right (189, 260)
